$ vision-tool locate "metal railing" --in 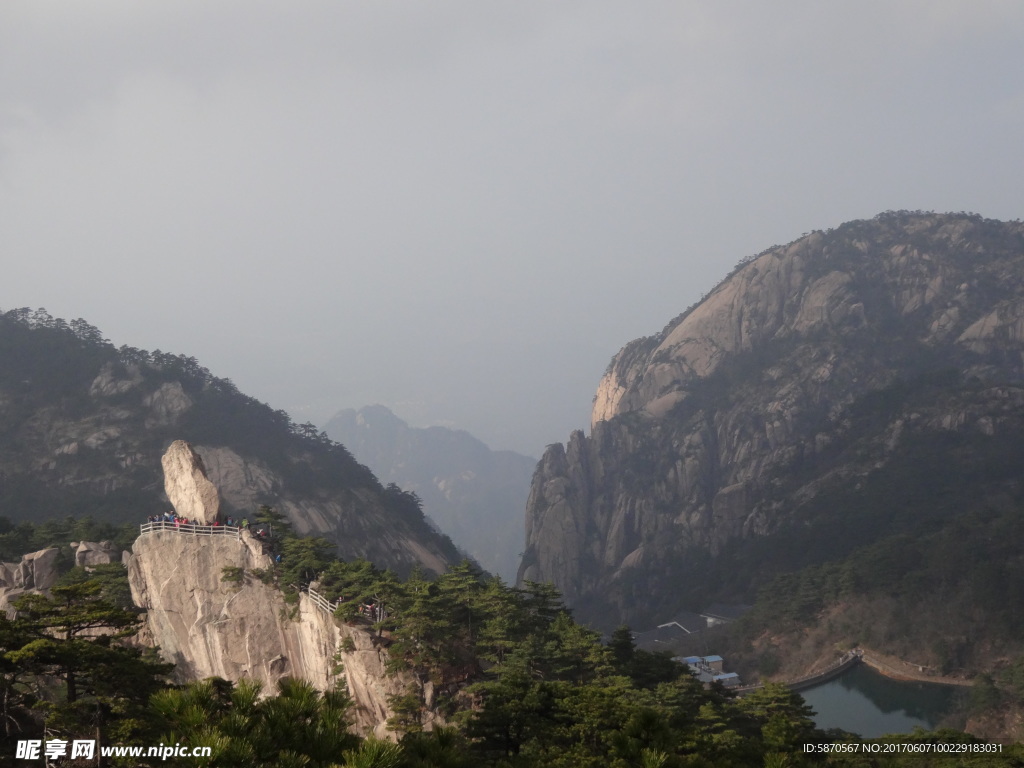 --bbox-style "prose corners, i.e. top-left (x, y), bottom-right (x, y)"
top-left (139, 520), bottom-right (242, 538)
top-left (298, 584), bottom-right (388, 623)
top-left (303, 584), bottom-right (340, 615)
